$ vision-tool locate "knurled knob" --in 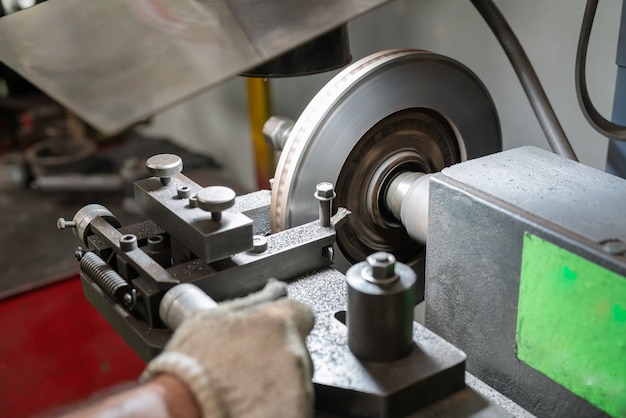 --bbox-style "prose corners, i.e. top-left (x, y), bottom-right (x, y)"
top-left (146, 154), bottom-right (183, 185)
top-left (197, 186), bottom-right (236, 221)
